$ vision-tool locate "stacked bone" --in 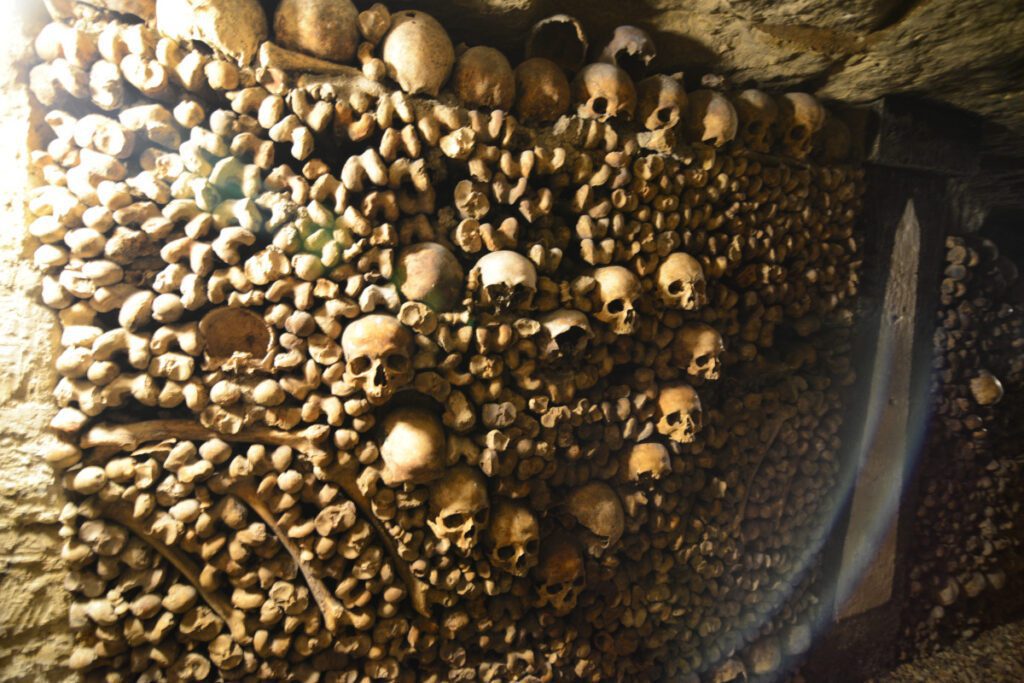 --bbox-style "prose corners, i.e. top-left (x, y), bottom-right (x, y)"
top-left (27, 0), bottom-right (863, 680)
top-left (901, 235), bottom-right (1024, 659)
